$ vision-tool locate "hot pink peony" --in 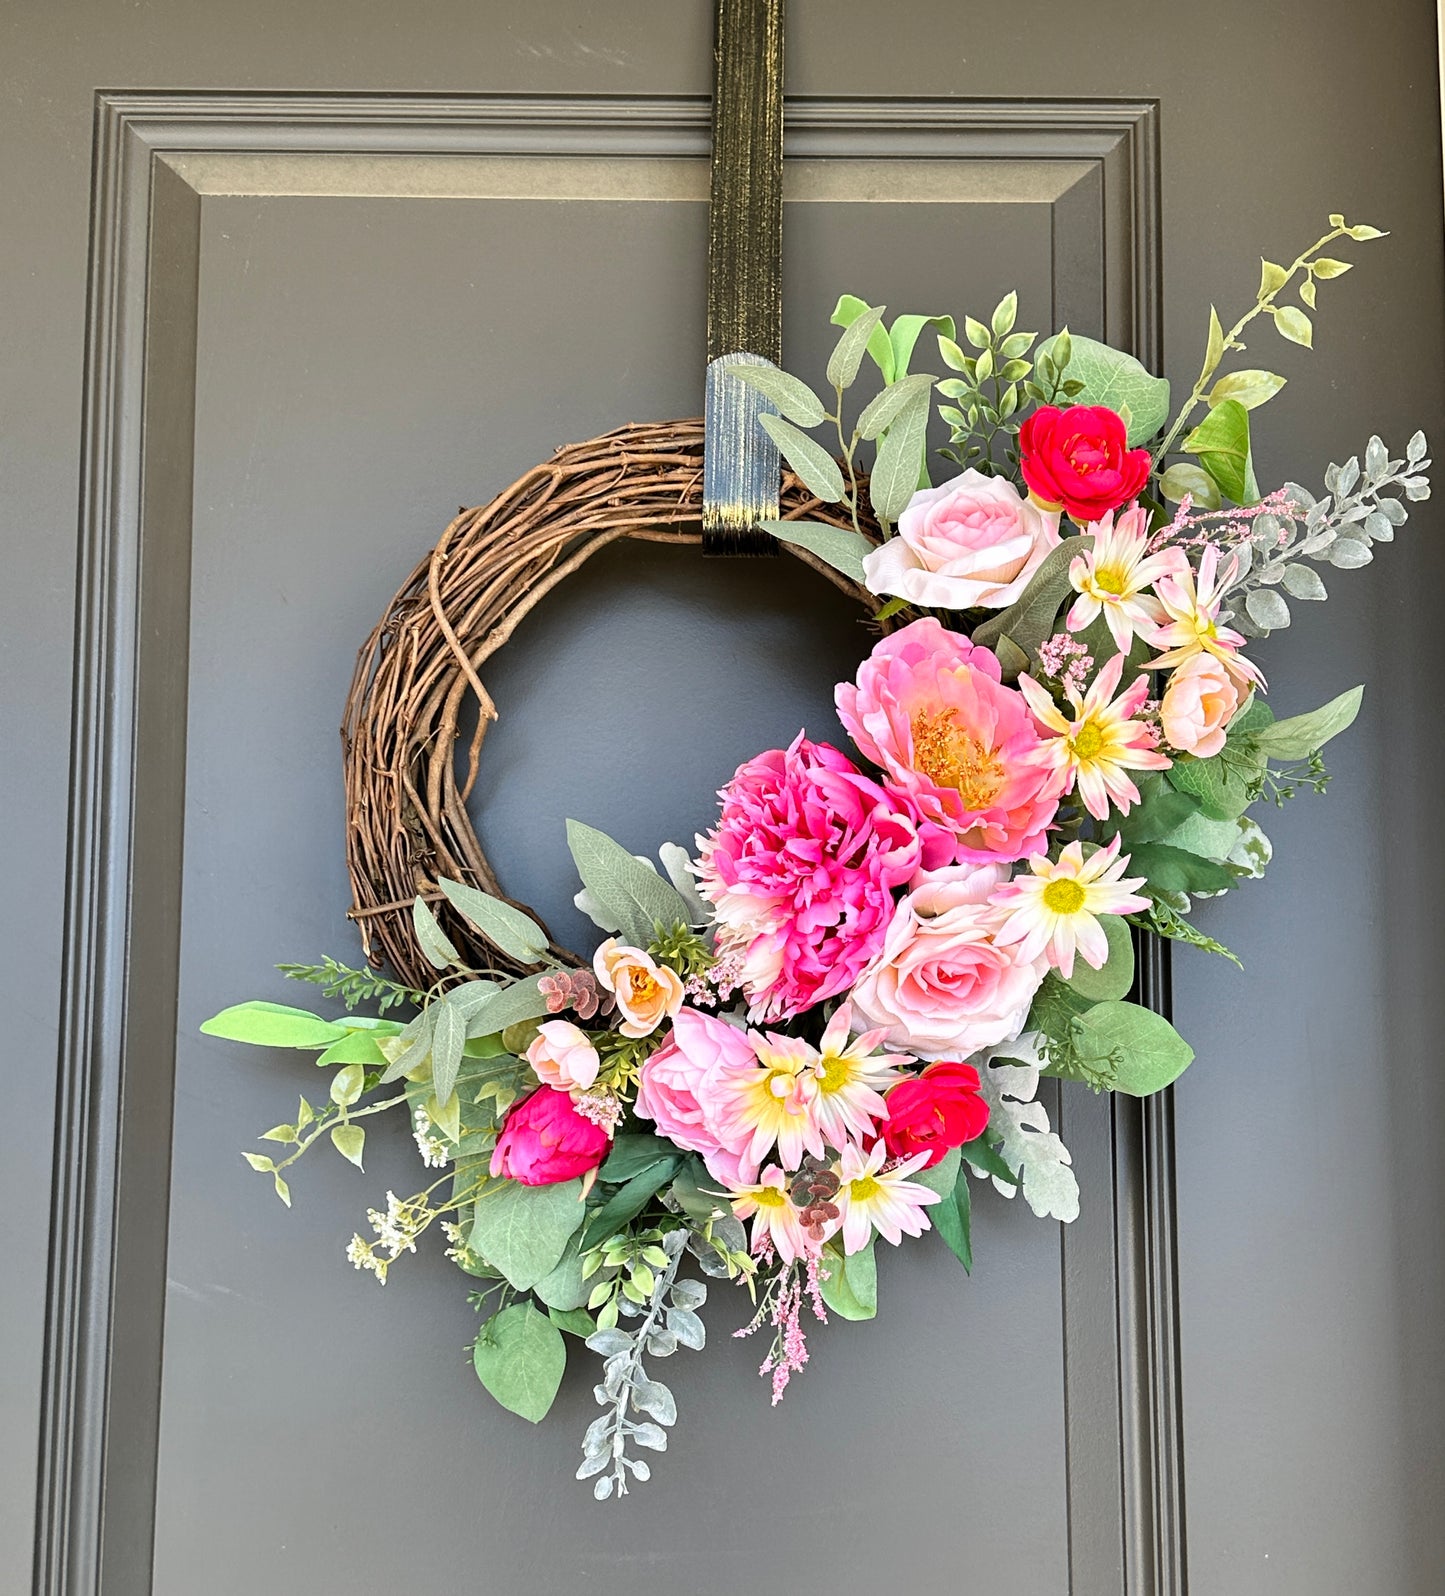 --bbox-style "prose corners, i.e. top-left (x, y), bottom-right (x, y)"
top-left (693, 733), bottom-right (920, 1021)
top-left (632, 1007), bottom-right (758, 1186)
top-left (489, 1086), bottom-right (611, 1186)
top-left (835, 616), bottom-right (1059, 863)
top-left (849, 862), bottom-right (1049, 1058)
